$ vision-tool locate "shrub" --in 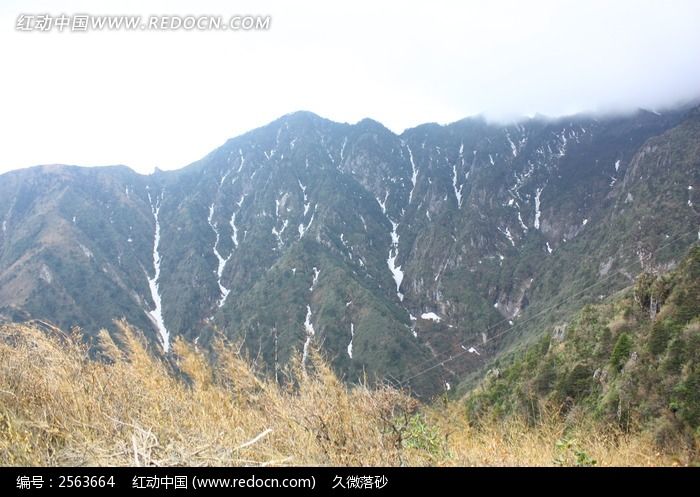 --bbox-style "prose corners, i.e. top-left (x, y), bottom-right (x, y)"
top-left (649, 320), bottom-right (673, 357)
top-left (610, 333), bottom-right (633, 371)
top-left (559, 363), bottom-right (593, 400)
